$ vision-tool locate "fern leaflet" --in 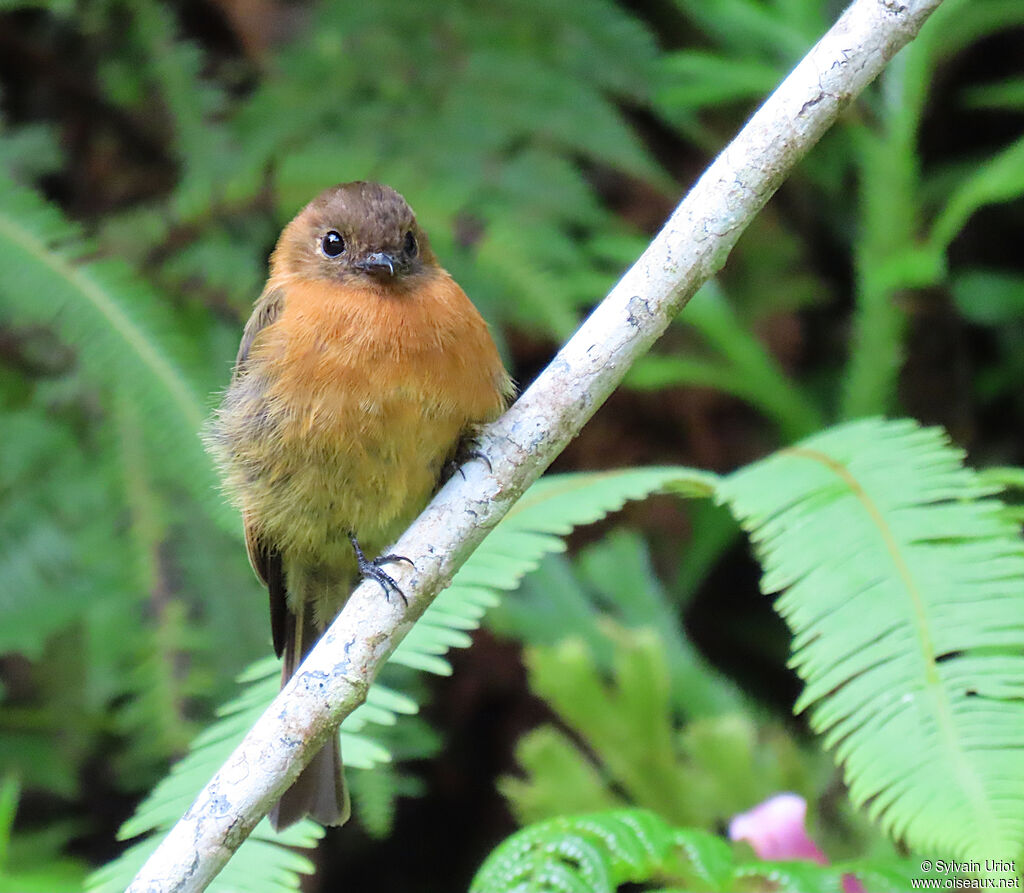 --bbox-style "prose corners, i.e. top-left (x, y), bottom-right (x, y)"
top-left (716, 417), bottom-right (1024, 859)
